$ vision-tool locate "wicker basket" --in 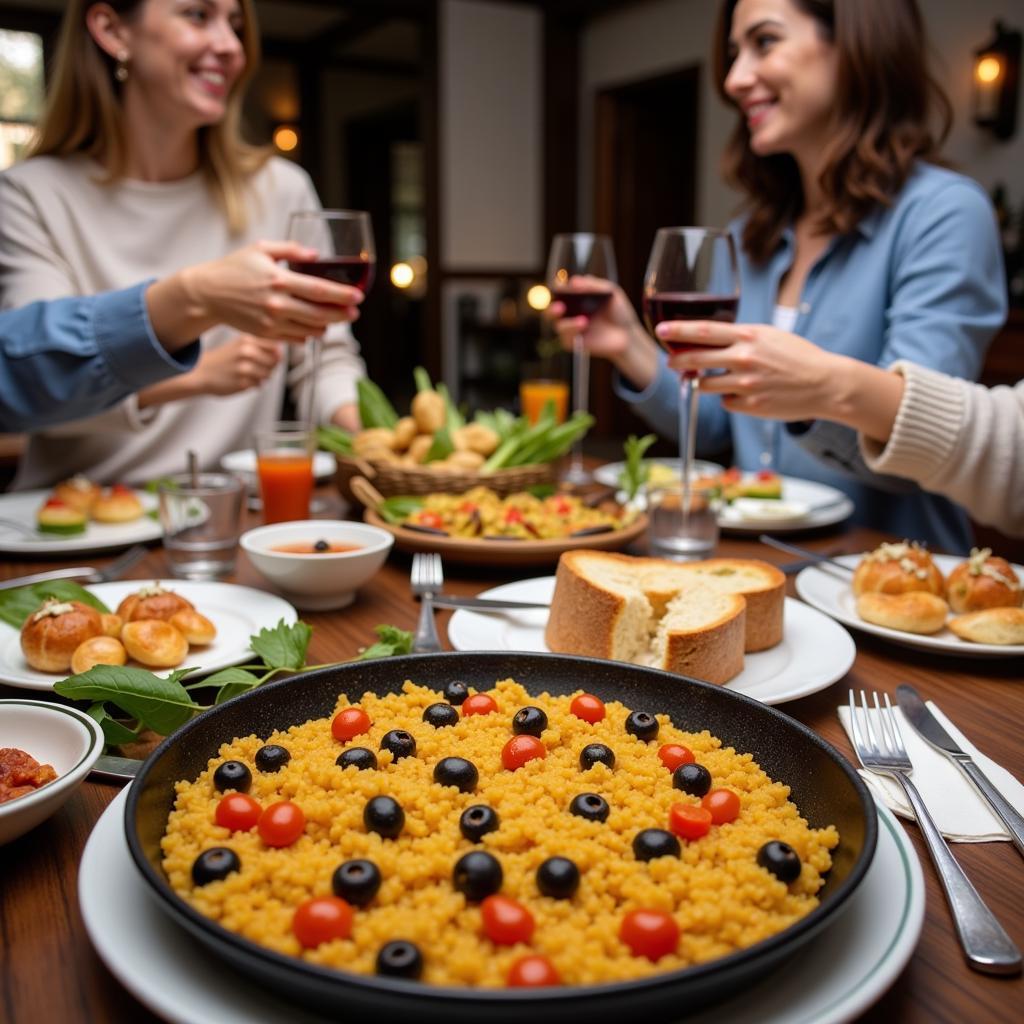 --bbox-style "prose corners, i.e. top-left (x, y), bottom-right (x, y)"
top-left (336, 455), bottom-right (557, 504)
